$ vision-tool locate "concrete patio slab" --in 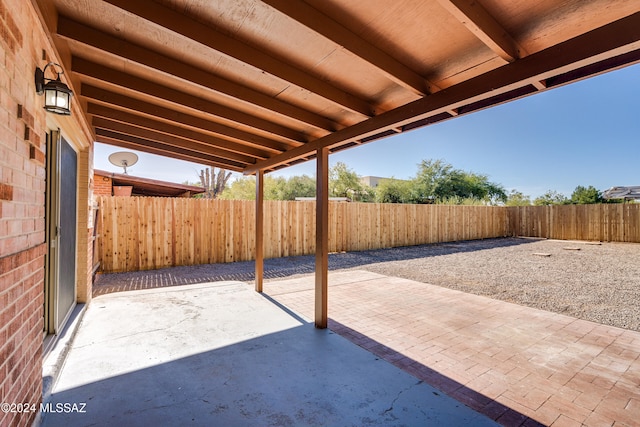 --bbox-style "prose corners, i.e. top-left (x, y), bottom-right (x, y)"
top-left (41, 281), bottom-right (497, 427)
